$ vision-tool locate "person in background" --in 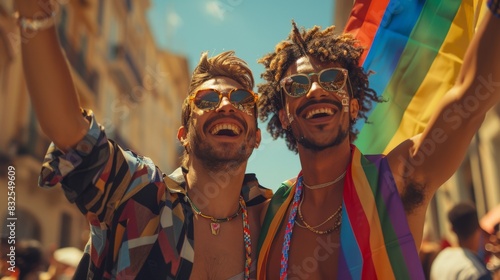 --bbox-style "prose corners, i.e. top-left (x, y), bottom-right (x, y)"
top-left (430, 202), bottom-right (492, 280)
top-left (39, 247), bottom-right (83, 280)
top-left (0, 240), bottom-right (45, 280)
top-left (0, 237), bottom-right (11, 278)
